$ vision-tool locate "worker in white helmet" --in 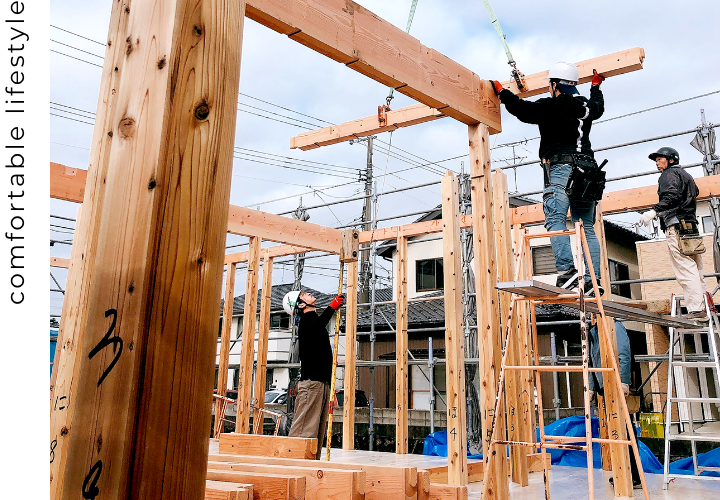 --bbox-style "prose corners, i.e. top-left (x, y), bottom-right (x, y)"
top-left (490, 64), bottom-right (607, 296)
